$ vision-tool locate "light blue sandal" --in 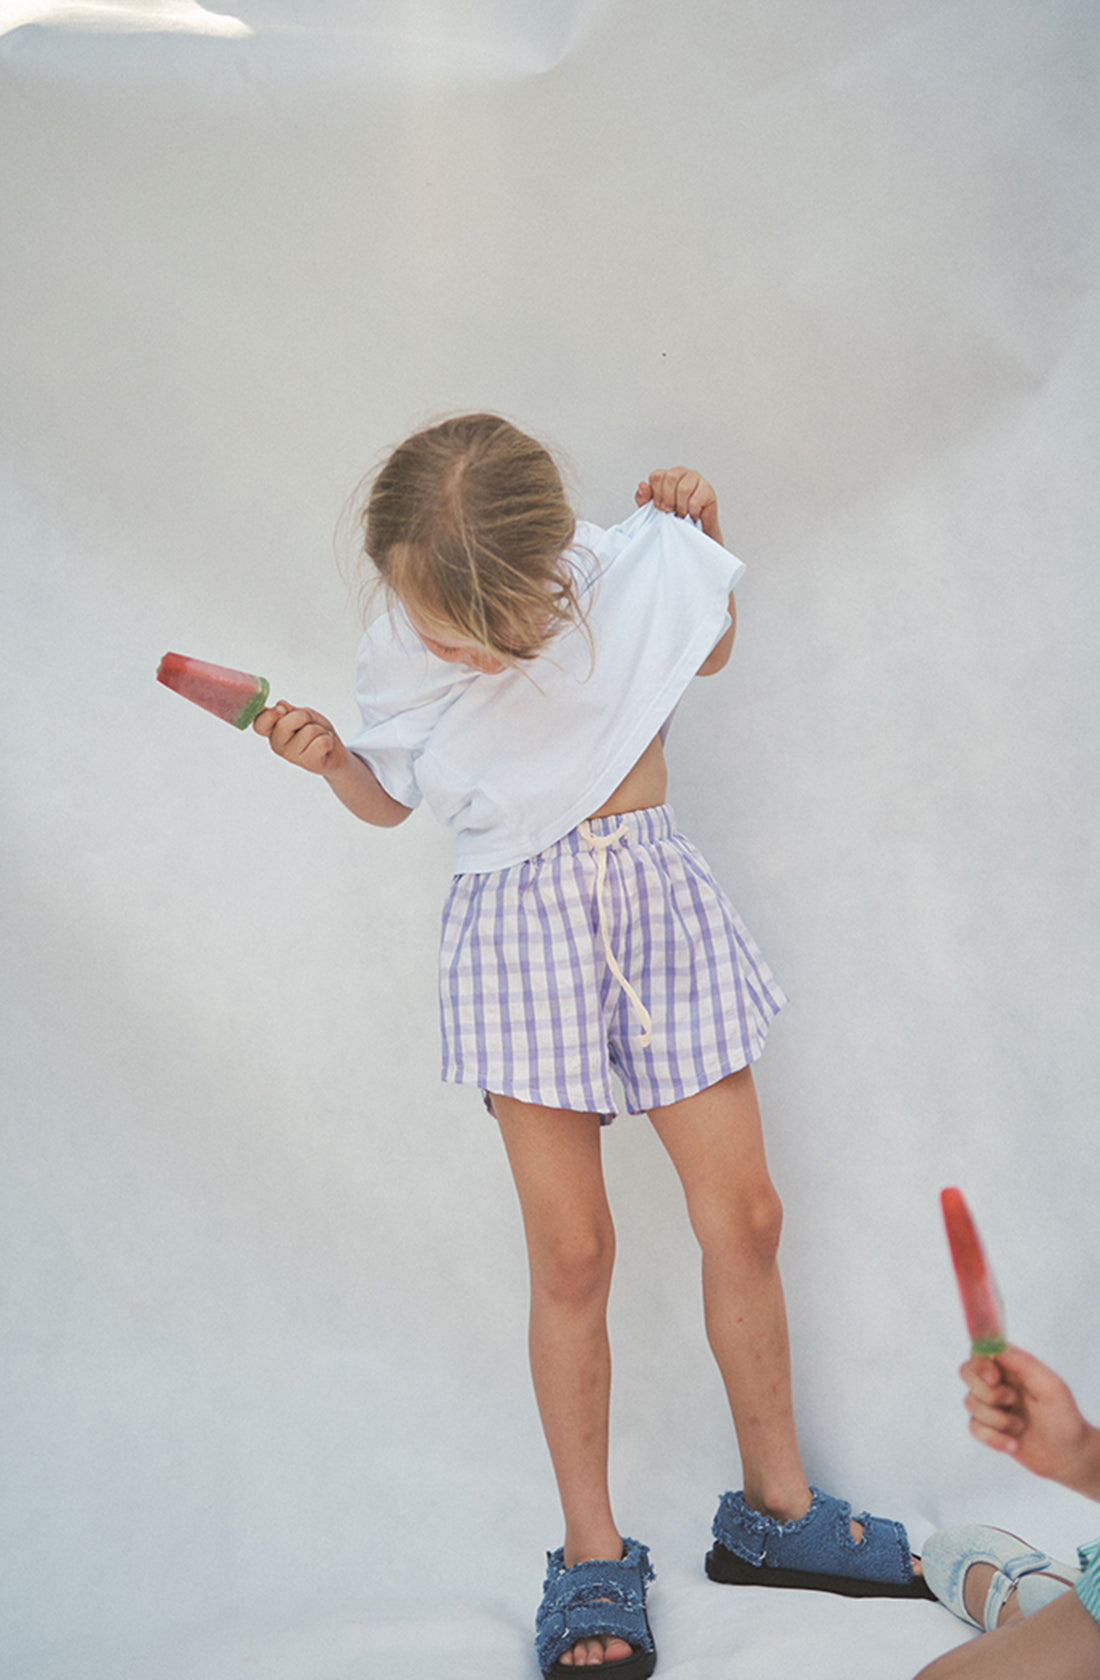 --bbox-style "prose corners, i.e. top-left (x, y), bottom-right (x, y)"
top-left (921, 1524), bottom-right (1080, 1631)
